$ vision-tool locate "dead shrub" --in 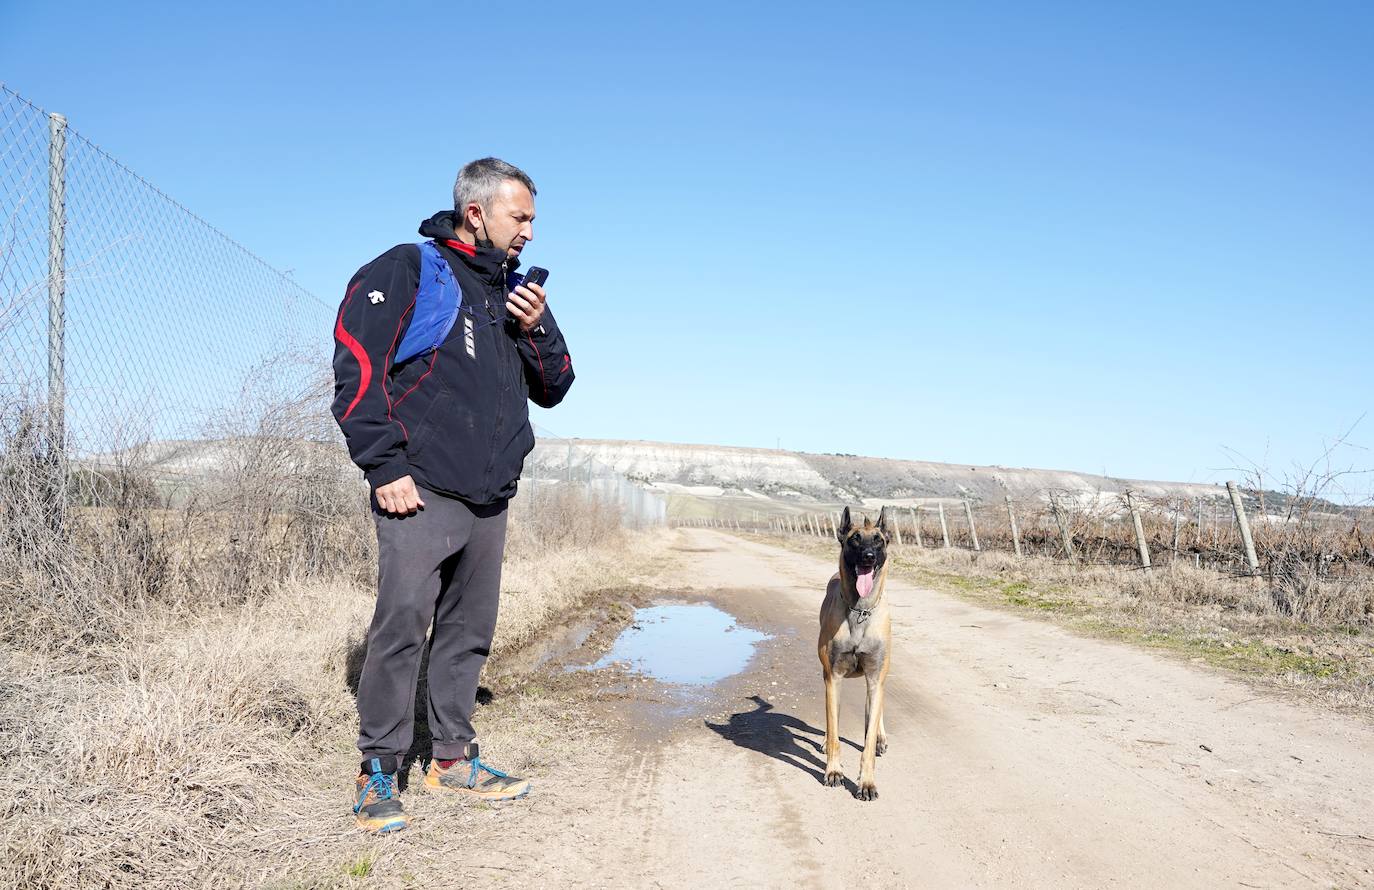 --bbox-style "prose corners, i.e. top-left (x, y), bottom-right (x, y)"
top-left (507, 481), bottom-right (625, 557)
top-left (0, 403), bottom-right (126, 651)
